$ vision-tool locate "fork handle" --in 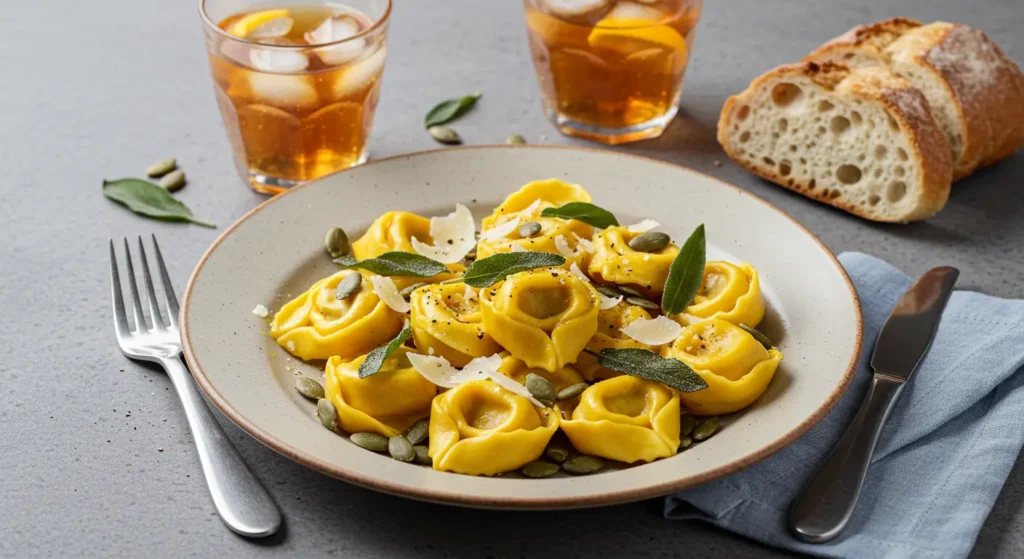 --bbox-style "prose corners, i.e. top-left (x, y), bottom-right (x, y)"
top-left (161, 356), bottom-right (282, 538)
